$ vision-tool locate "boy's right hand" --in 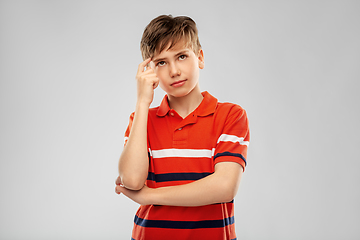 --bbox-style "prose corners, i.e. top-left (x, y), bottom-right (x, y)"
top-left (136, 58), bottom-right (159, 106)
